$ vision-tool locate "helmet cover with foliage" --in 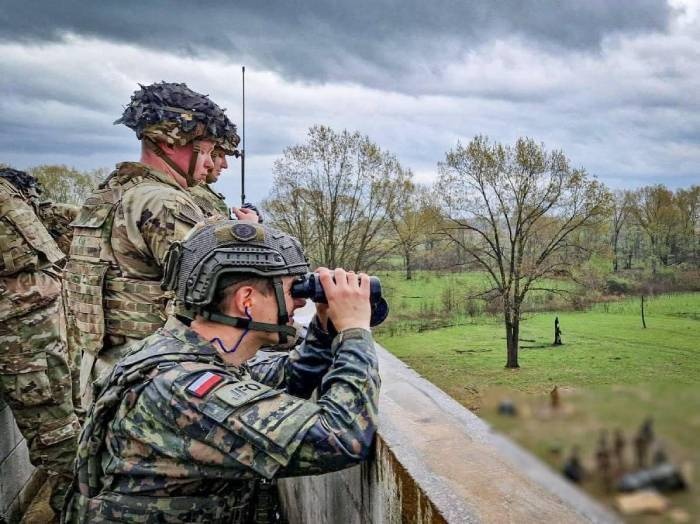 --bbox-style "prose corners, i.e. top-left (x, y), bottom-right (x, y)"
top-left (162, 220), bottom-right (309, 343)
top-left (0, 167), bottom-right (41, 201)
top-left (114, 81), bottom-right (240, 153)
